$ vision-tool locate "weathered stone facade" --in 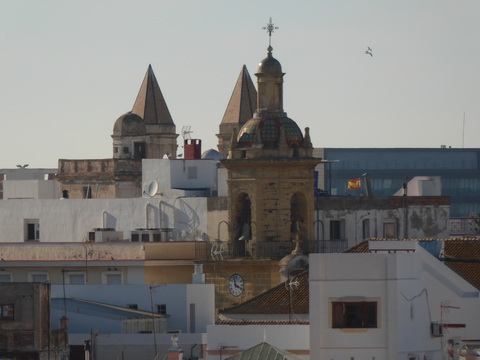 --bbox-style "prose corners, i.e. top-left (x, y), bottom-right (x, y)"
top-left (0, 283), bottom-right (68, 360)
top-left (222, 46), bottom-right (321, 259)
top-left (56, 65), bottom-right (178, 200)
top-left (224, 158), bottom-right (319, 258)
top-left (56, 158), bottom-right (142, 199)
